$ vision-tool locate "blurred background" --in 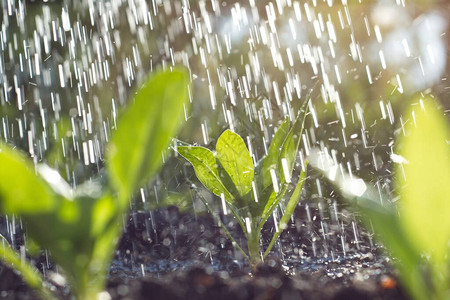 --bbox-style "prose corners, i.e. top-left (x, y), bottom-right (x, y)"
top-left (1, 0), bottom-right (449, 268)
